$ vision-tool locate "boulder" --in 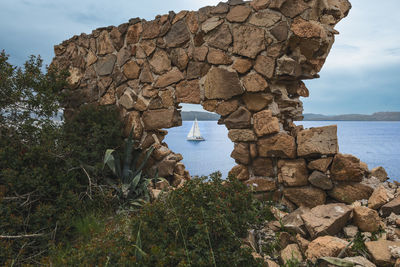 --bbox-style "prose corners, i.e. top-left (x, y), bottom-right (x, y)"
top-left (307, 157), bottom-right (333, 173)
top-left (207, 49), bottom-right (232, 65)
top-left (365, 240), bottom-right (400, 266)
top-left (207, 24), bottom-right (232, 51)
top-left (370, 166), bottom-right (389, 182)
top-left (204, 67), bottom-right (244, 100)
top-left (254, 55), bottom-right (275, 79)
top-left (271, 21), bottom-right (289, 42)
top-left (123, 60), bottom-right (141, 79)
top-left (291, 17), bottom-right (326, 38)
top-left (280, 244), bottom-right (303, 264)
top-left (343, 225), bottom-right (358, 238)
top-left (283, 187), bottom-right (326, 208)
top-left (308, 171), bottom-right (333, 190)
top-left (186, 62), bottom-right (210, 79)
top-left (242, 73), bottom-right (269, 92)
top-left (165, 20), bottom-right (190, 47)
top-left (306, 236), bottom-right (349, 263)
top-left (233, 58), bottom-right (253, 74)
top-left (97, 31), bottom-right (115, 55)
top-left (226, 6), bottom-right (252, 23)
top-left (175, 80), bottom-right (201, 104)
top-left (282, 207), bottom-right (309, 236)
top-left (331, 154), bottom-right (365, 182)
top-left (297, 126), bottom-right (338, 157)
top-left (142, 109), bottom-right (181, 130)
top-left (157, 158), bottom-right (176, 177)
top-left (171, 48), bottom-right (189, 71)
top-left (231, 142), bottom-right (250, 165)
top-left (328, 183), bottom-right (373, 204)
top-left (193, 46), bottom-right (208, 61)
top-left (253, 110), bottom-right (280, 136)
top-left (95, 54), bottom-right (116, 76)
top-left (232, 24), bottom-right (266, 59)
top-left (229, 165), bottom-right (249, 181)
top-left (249, 9), bottom-right (281, 27)
top-left (154, 68), bottom-right (184, 88)
top-left (301, 203), bottom-right (352, 239)
top-left (126, 23), bottom-right (143, 44)
top-left (368, 185), bottom-right (391, 210)
top-left (149, 49), bottom-right (171, 74)
top-left (243, 93), bottom-right (273, 112)
top-left (224, 107), bottom-right (252, 129)
top-left (353, 206), bottom-right (381, 232)
top-left (381, 196), bottom-right (400, 217)
top-left (278, 159), bottom-right (309, 187)
top-left (257, 133), bottom-right (297, 159)
top-left (228, 129), bottom-right (257, 142)
top-left (201, 17), bottom-right (224, 33)
top-left (141, 20), bottom-right (160, 40)
top-left (250, 0), bottom-right (270, 11)
top-left (244, 178), bottom-right (277, 192)
top-left (216, 99), bottom-right (239, 116)
top-left (252, 158), bottom-right (275, 177)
